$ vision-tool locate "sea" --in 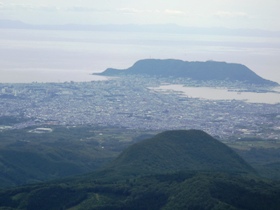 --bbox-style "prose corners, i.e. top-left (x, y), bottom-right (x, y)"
top-left (0, 28), bottom-right (279, 104)
top-left (152, 85), bottom-right (280, 104)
